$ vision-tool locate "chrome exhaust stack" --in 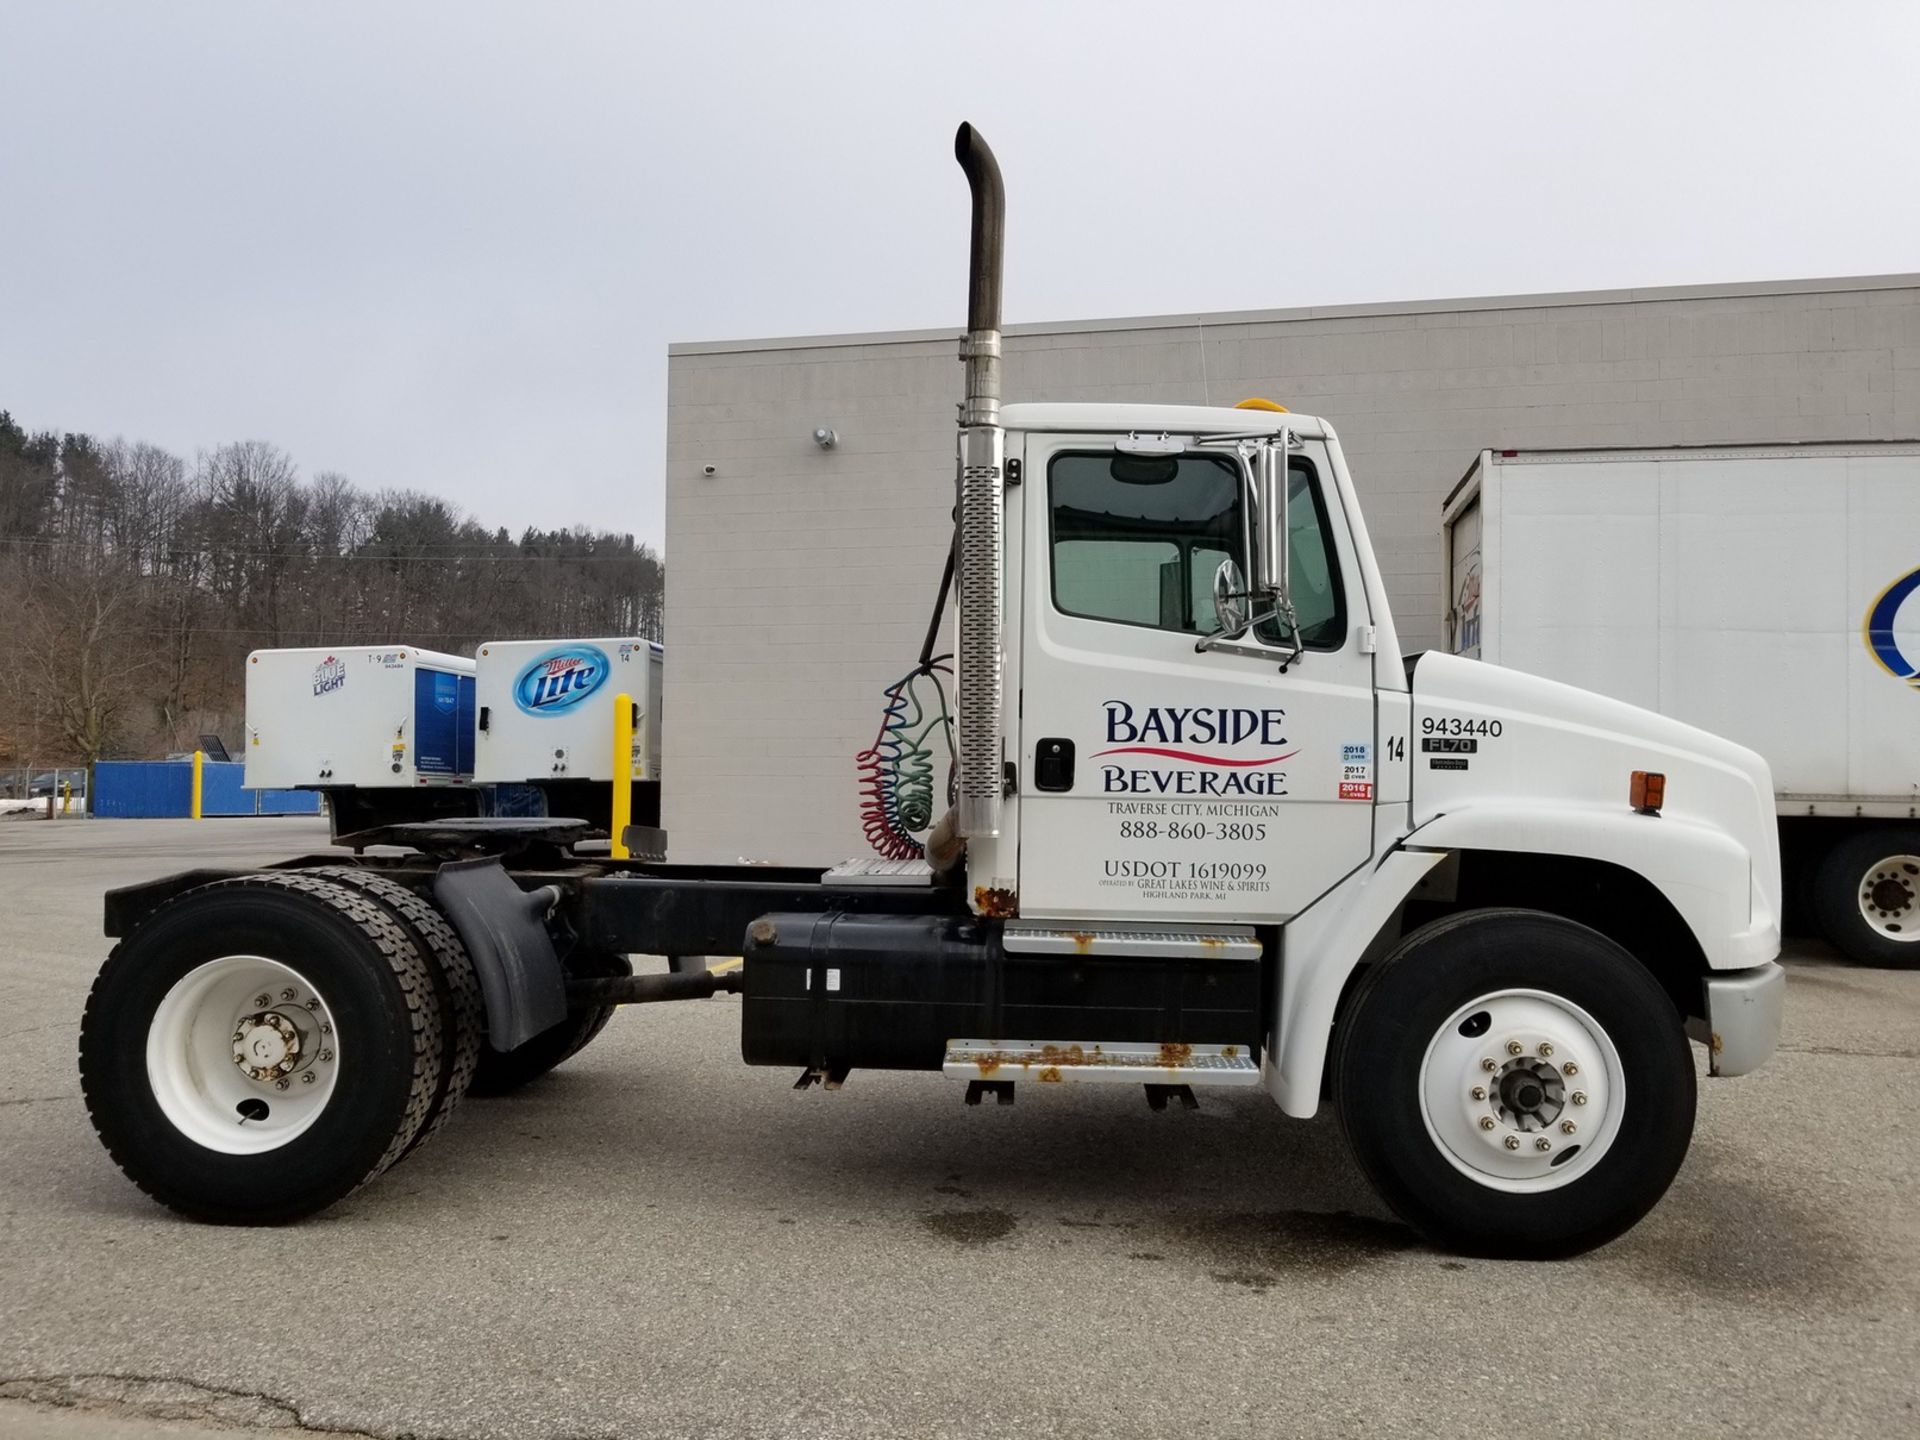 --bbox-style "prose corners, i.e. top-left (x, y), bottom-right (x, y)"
top-left (953, 121), bottom-right (1005, 839)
